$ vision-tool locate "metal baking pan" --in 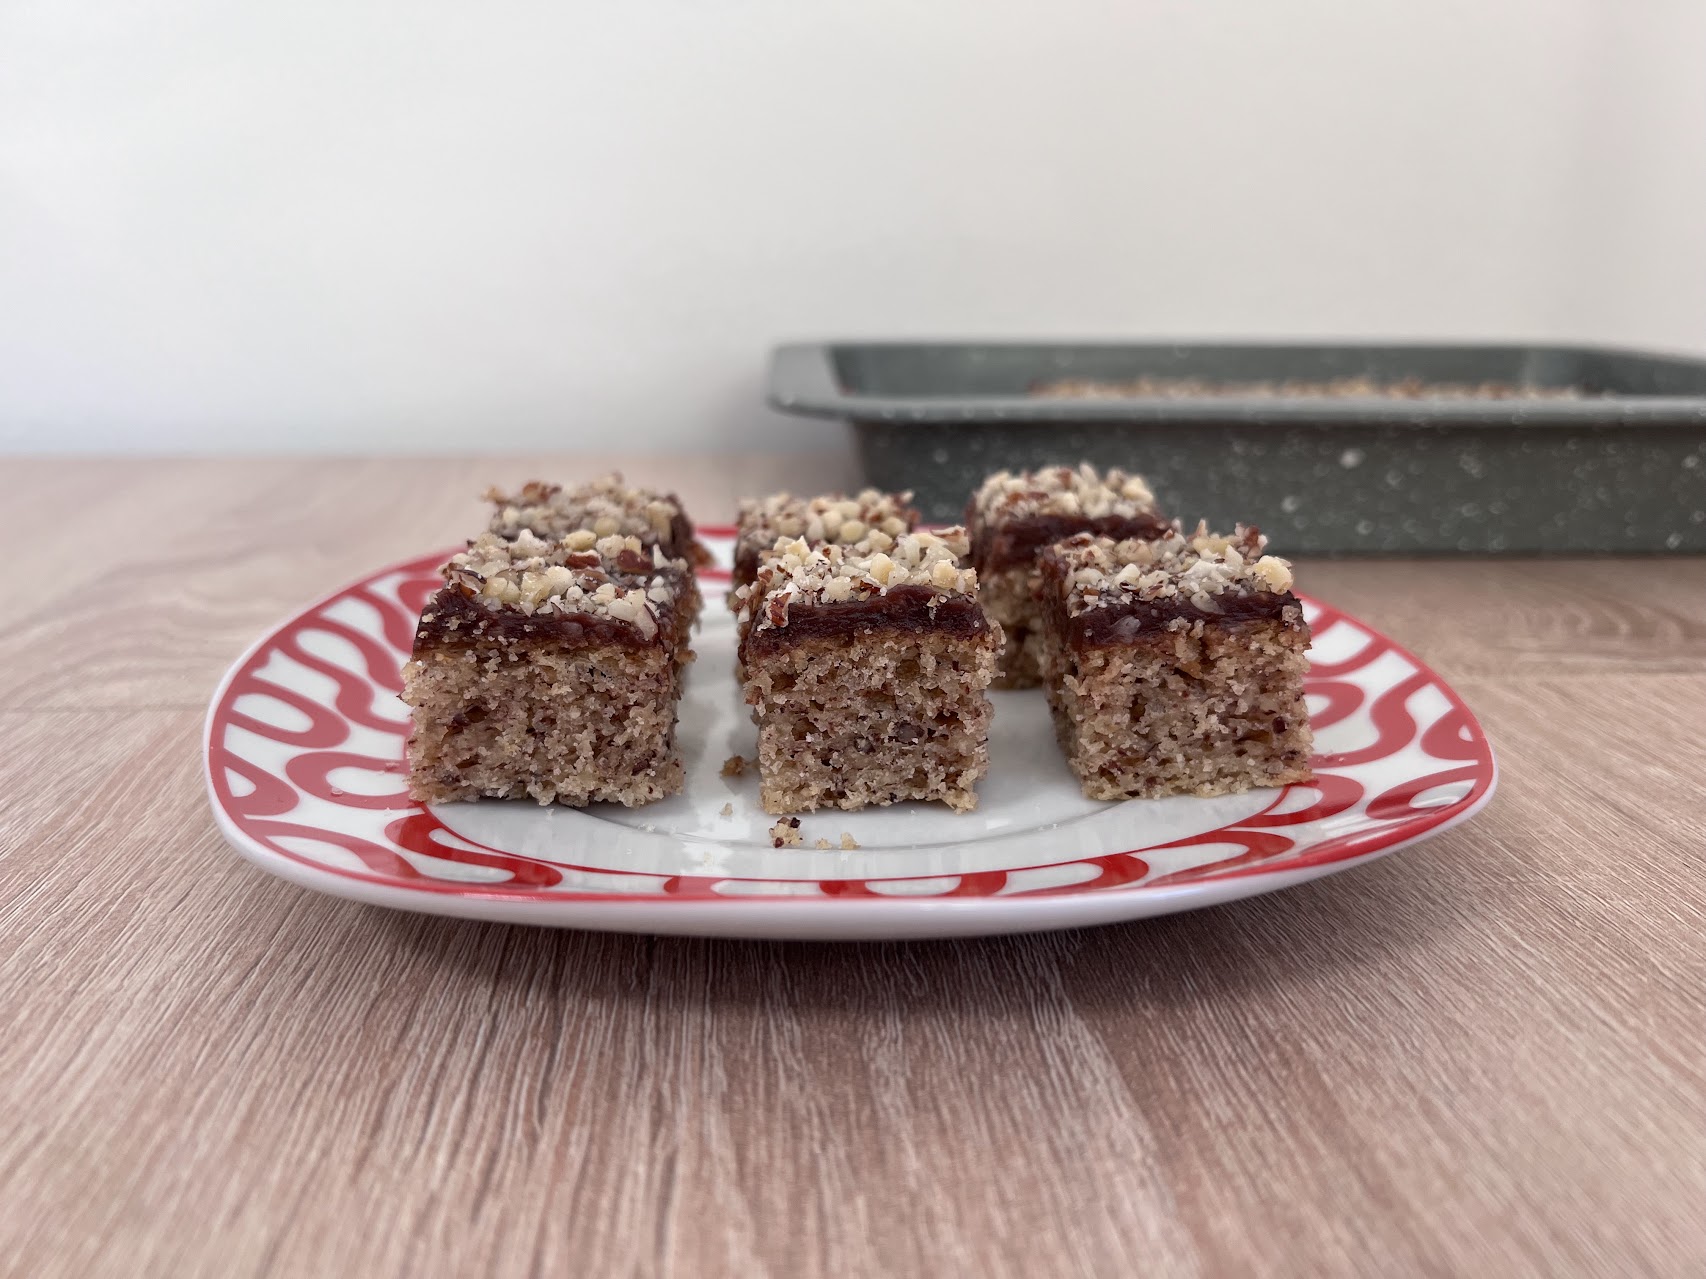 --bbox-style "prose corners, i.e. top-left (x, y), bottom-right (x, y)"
top-left (767, 341), bottom-right (1706, 553)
